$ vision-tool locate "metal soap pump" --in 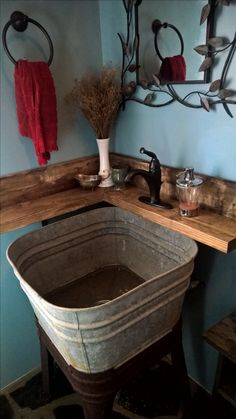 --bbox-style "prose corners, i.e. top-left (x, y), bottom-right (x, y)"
top-left (176, 168), bottom-right (203, 217)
